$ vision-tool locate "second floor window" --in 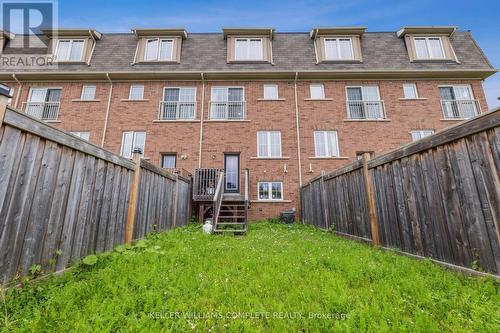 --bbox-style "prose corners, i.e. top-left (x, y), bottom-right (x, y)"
top-left (144, 38), bottom-right (174, 61)
top-left (439, 85), bottom-right (478, 119)
top-left (310, 84), bottom-right (325, 99)
top-left (403, 83), bottom-right (418, 99)
top-left (25, 88), bottom-right (61, 120)
top-left (161, 87), bottom-right (196, 120)
top-left (257, 131), bottom-right (281, 158)
top-left (414, 37), bottom-right (445, 60)
top-left (314, 131), bottom-right (339, 157)
top-left (324, 38), bottom-right (354, 60)
top-left (346, 86), bottom-right (384, 119)
top-left (210, 87), bottom-right (245, 120)
top-left (121, 131), bottom-right (146, 158)
top-left (161, 154), bottom-right (177, 168)
top-left (55, 39), bottom-right (85, 61)
top-left (129, 85), bottom-right (144, 100)
top-left (263, 84), bottom-right (279, 100)
top-left (235, 38), bottom-right (263, 60)
top-left (411, 130), bottom-right (434, 142)
top-left (81, 85), bottom-right (96, 100)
